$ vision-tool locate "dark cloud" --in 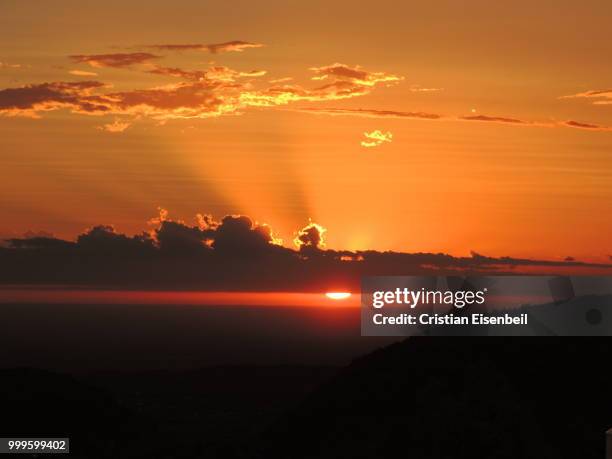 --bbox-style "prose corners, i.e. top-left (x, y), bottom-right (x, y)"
top-left (0, 81), bottom-right (108, 116)
top-left (1, 211), bottom-right (611, 291)
top-left (460, 114), bottom-right (530, 124)
top-left (5, 237), bottom-right (74, 250)
top-left (294, 222), bottom-right (326, 252)
top-left (212, 216), bottom-right (287, 257)
top-left (0, 78), bottom-right (240, 119)
top-left (563, 120), bottom-right (612, 131)
top-left (69, 53), bottom-right (160, 68)
top-left (155, 220), bottom-right (212, 253)
top-left (152, 213), bottom-right (286, 257)
top-left (77, 225), bottom-right (155, 253)
top-left (23, 230), bottom-right (54, 239)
